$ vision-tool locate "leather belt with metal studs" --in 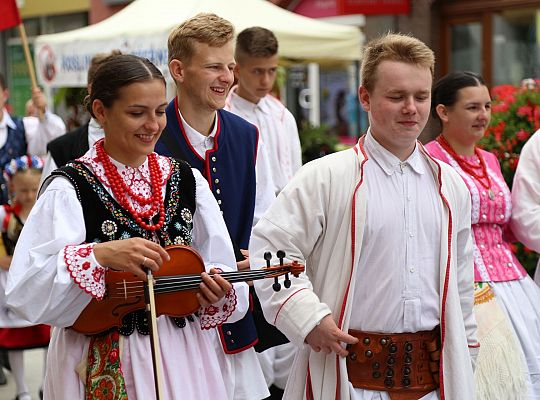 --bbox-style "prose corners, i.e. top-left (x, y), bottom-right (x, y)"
top-left (346, 326), bottom-right (440, 400)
